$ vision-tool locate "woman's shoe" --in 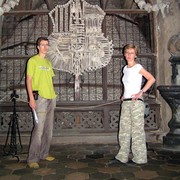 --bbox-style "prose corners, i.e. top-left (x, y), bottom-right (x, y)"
top-left (106, 158), bottom-right (125, 166)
